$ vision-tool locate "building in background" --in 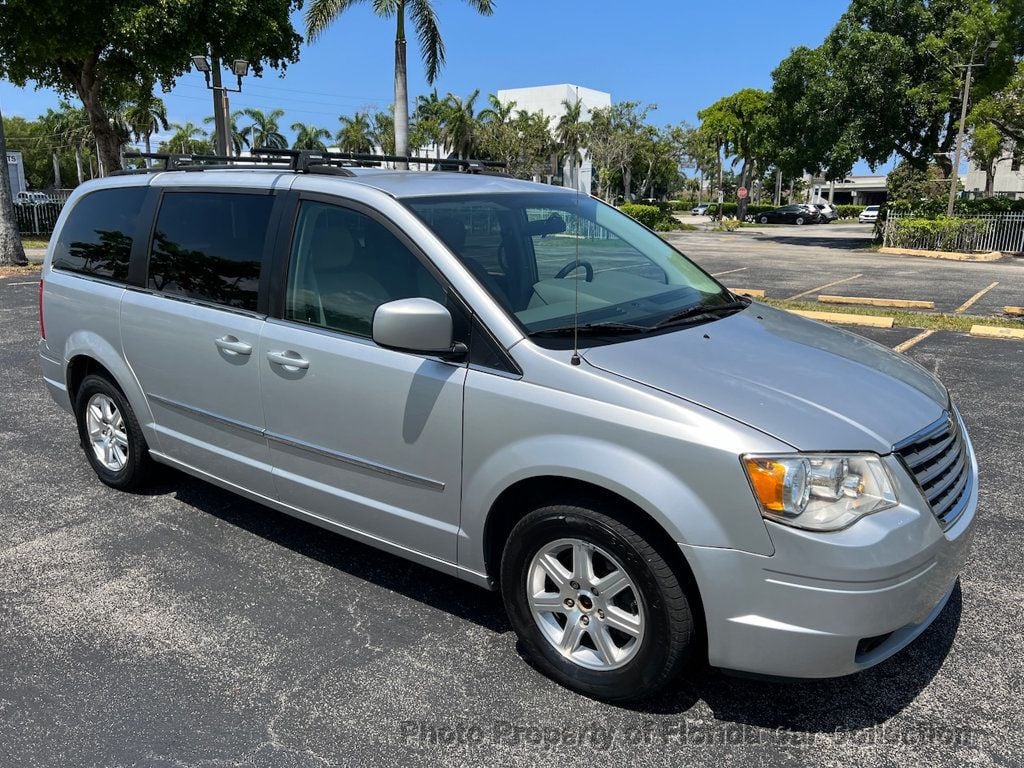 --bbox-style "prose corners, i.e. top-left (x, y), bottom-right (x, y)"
top-left (5, 150), bottom-right (26, 197)
top-left (963, 147), bottom-right (1024, 199)
top-left (495, 84), bottom-right (612, 193)
top-left (805, 174), bottom-right (888, 206)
